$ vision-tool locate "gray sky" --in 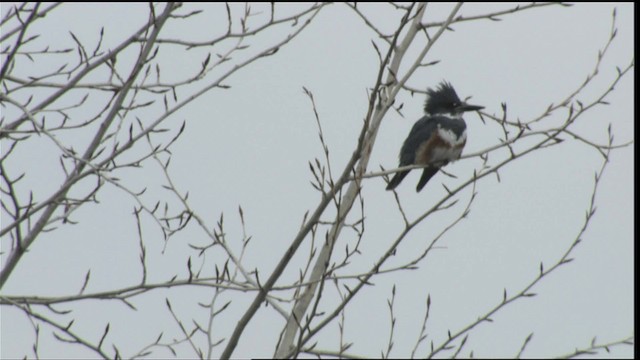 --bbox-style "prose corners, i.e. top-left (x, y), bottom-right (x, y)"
top-left (1, 3), bottom-right (634, 359)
